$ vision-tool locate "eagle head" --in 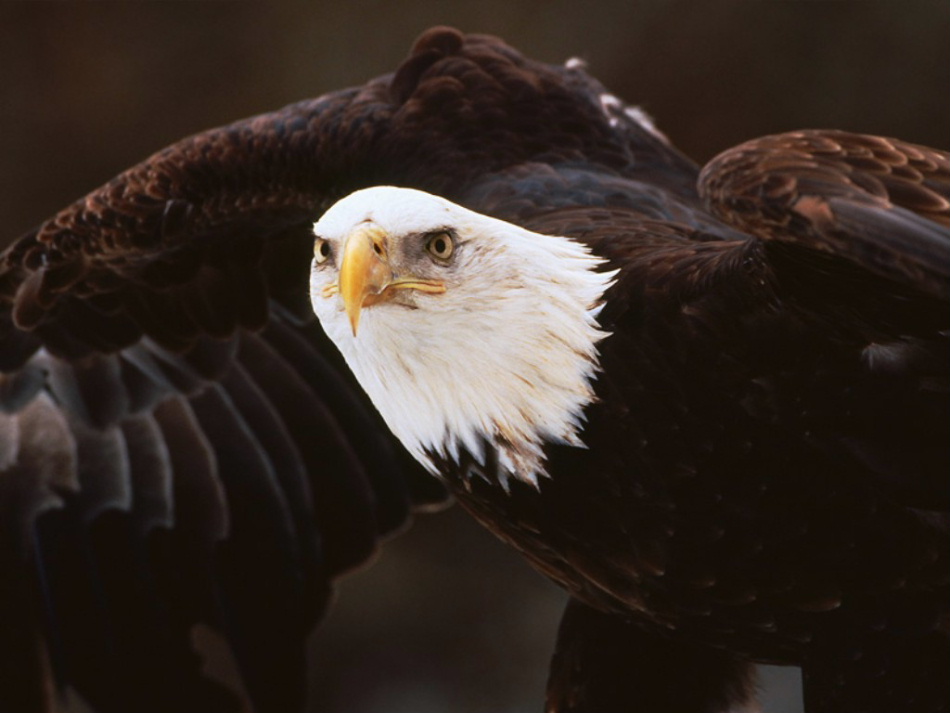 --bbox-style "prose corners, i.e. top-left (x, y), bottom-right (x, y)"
top-left (309, 186), bottom-right (616, 489)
